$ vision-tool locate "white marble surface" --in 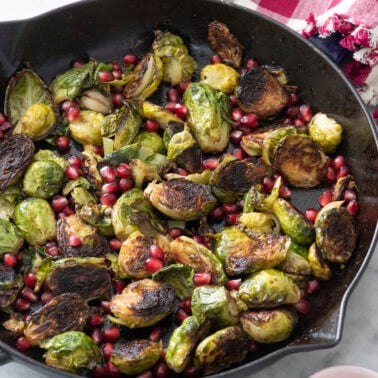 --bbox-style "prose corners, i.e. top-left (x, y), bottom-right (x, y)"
top-left (1, 1), bottom-right (378, 377)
